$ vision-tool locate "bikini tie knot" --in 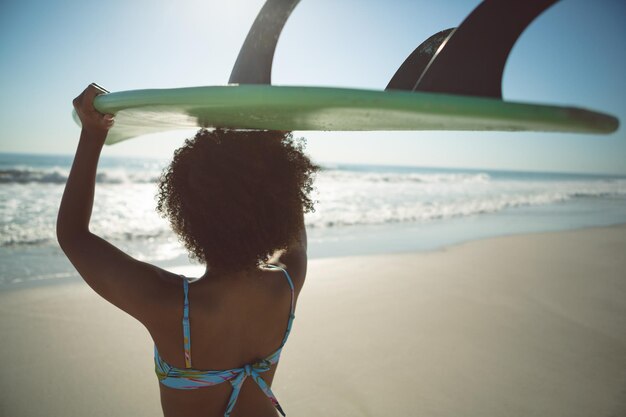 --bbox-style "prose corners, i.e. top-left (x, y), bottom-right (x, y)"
top-left (250, 358), bottom-right (272, 375)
